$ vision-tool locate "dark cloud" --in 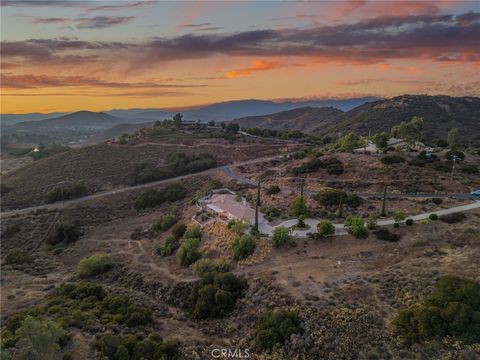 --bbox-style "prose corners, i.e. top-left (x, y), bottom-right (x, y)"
top-left (85, 1), bottom-right (155, 12)
top-left (1, 0), bottom-right (85, 7)
top-left (75, 16), bottom-right (135, 29)
top-left (0, 73), bottom-right (207, 90)
top-left (2, 11), bottom-right (479, 65)
top-left (178, 23), bottom-right (212, 28)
